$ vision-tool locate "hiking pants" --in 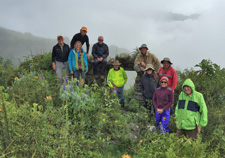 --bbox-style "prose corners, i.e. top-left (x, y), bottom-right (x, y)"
top-left (93, 58), bottom-right (107, 75)
top-left (155, 109), bottom-right (170, 133)
top-left (113, 86), bottom-right (124, 103)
